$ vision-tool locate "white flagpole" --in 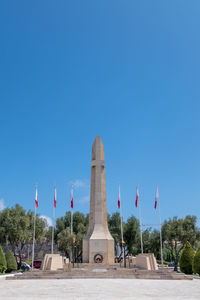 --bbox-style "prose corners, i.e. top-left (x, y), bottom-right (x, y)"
top-left (51, 206), bottom-right (55, 254)
top-left (137, 184), bottom-right (143, 254)
top-left (157, 185), bottom-right (164, 266)
top-left (119, 184), bottom-right (124, 244)
top-left (71, 184), bottom-right (73, 235)
top-left (71, 211), bottom-right (73, 235)
top-left (119, 183), bottom-right (125, 266)
top-left (31, 185), bottom-right (37, 271)
top-left (51, 185), bottom-right (56, 254)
